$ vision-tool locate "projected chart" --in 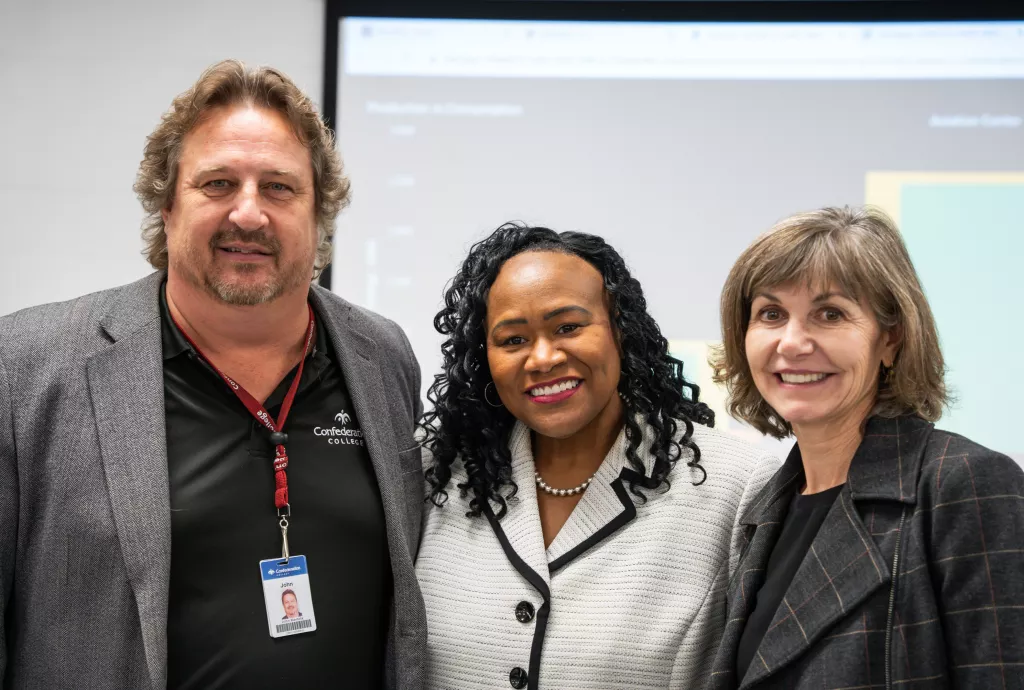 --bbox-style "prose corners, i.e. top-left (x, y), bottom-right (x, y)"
top-left (333, 17), bottom-right (1024, 462)
top-left (867, 172), bottom-right (1024, 462)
